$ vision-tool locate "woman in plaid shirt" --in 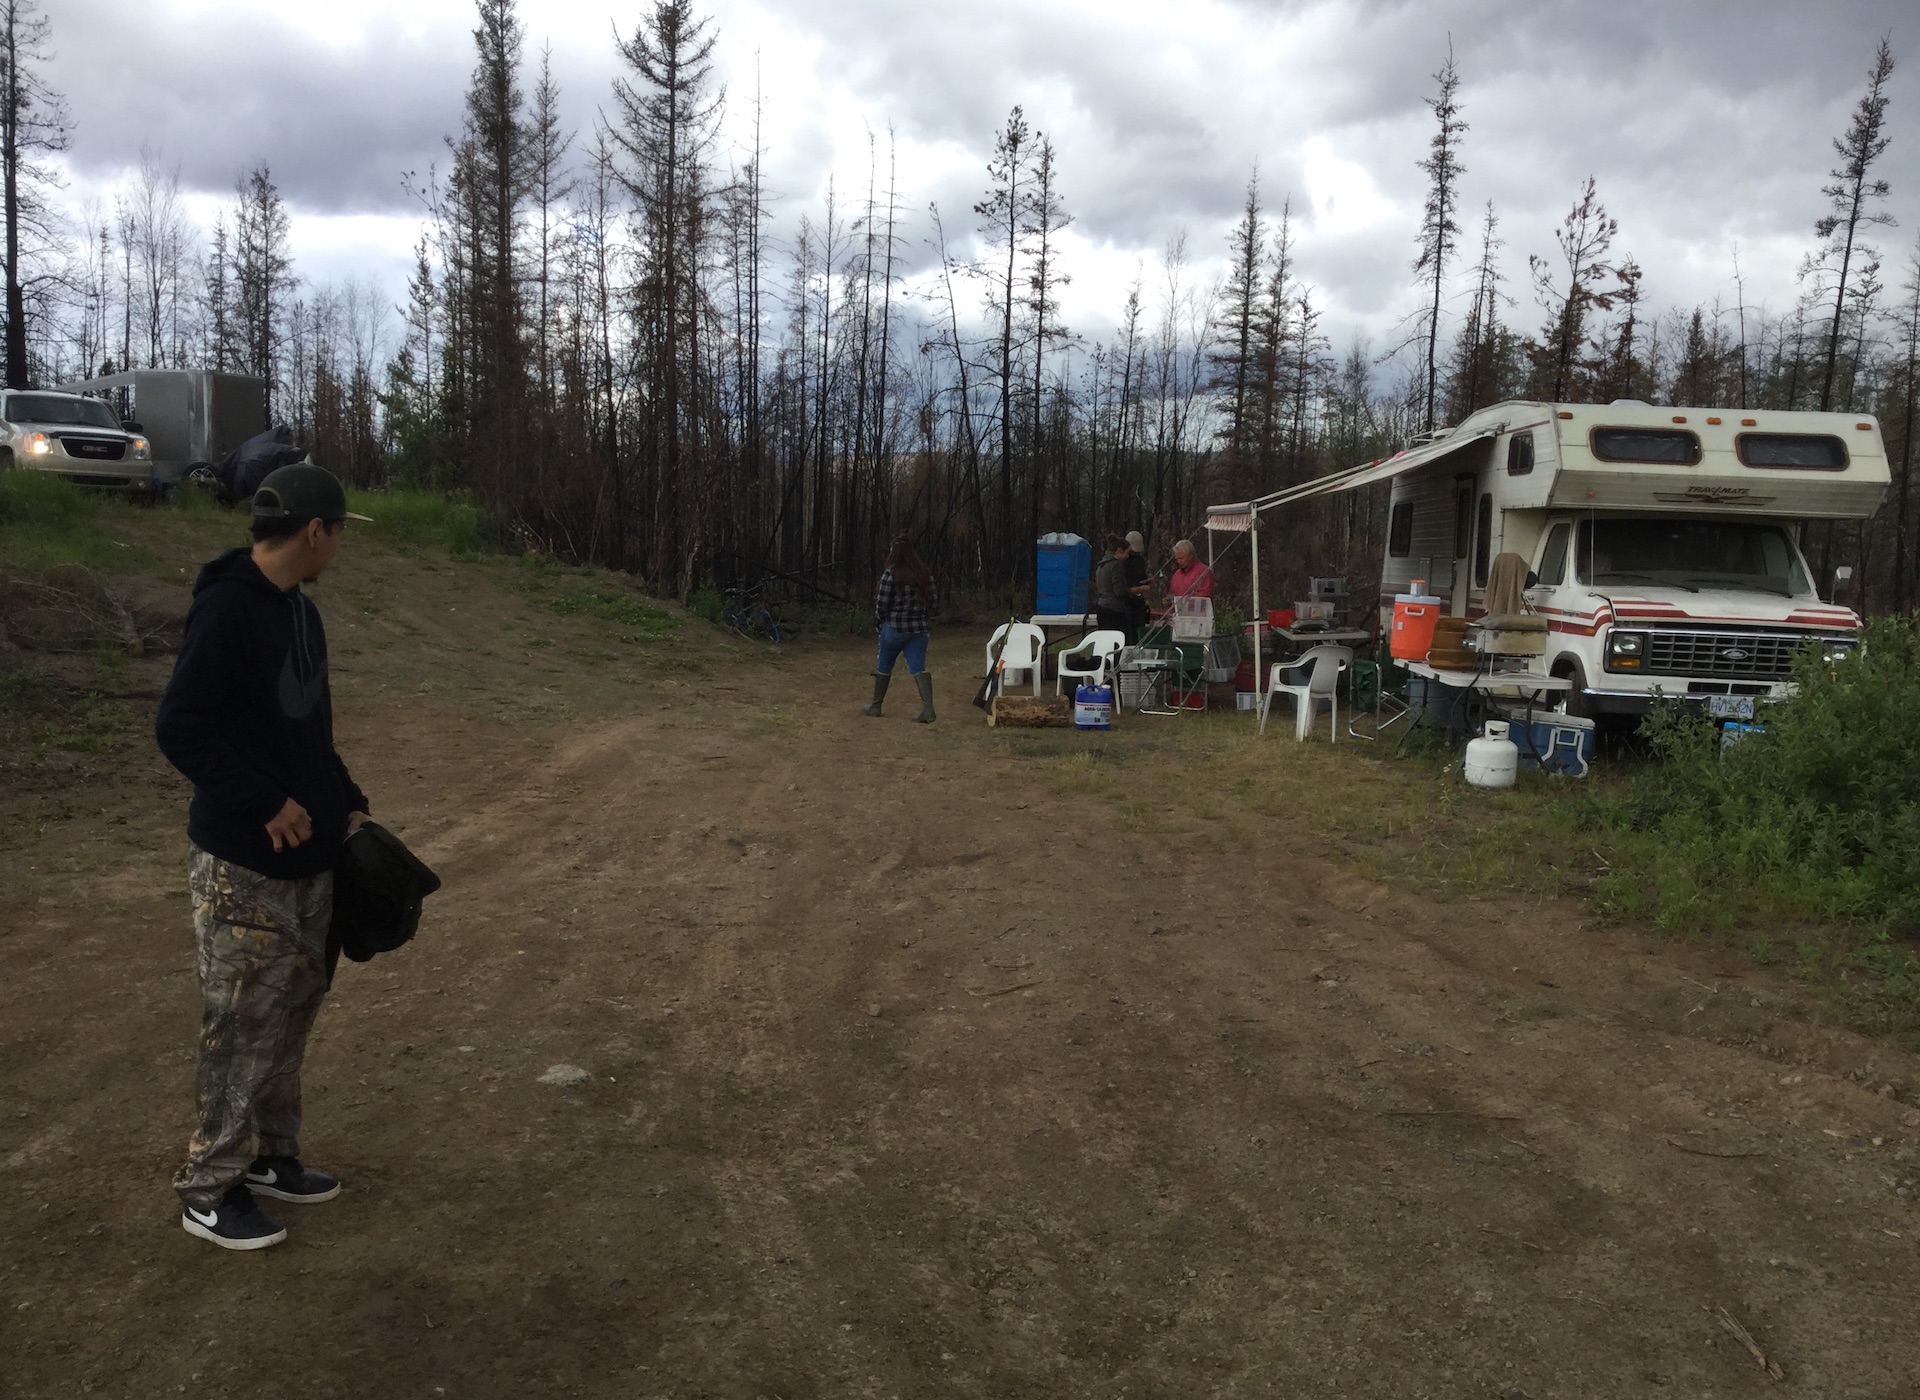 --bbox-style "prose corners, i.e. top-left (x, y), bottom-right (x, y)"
top-left (860, 536), bottom-right (939, 722)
